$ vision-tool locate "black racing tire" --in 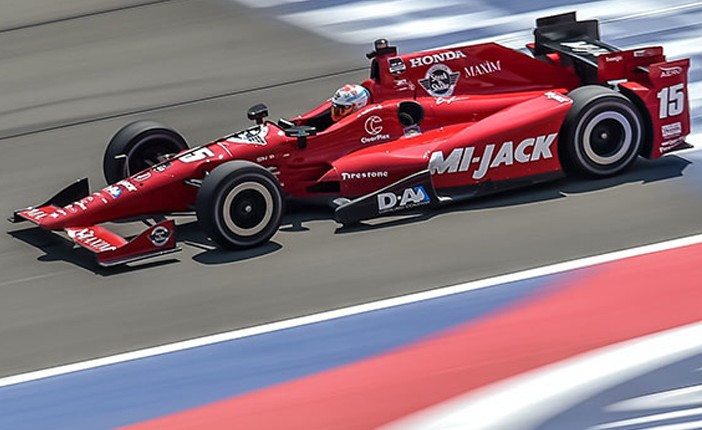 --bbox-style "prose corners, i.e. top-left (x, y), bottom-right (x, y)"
top-left (559, 85), bottom-right (644, 177)
top-left (196, 161), bottom-right (284, 249)
top-left (103, 121), bottom-right (188, 184)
